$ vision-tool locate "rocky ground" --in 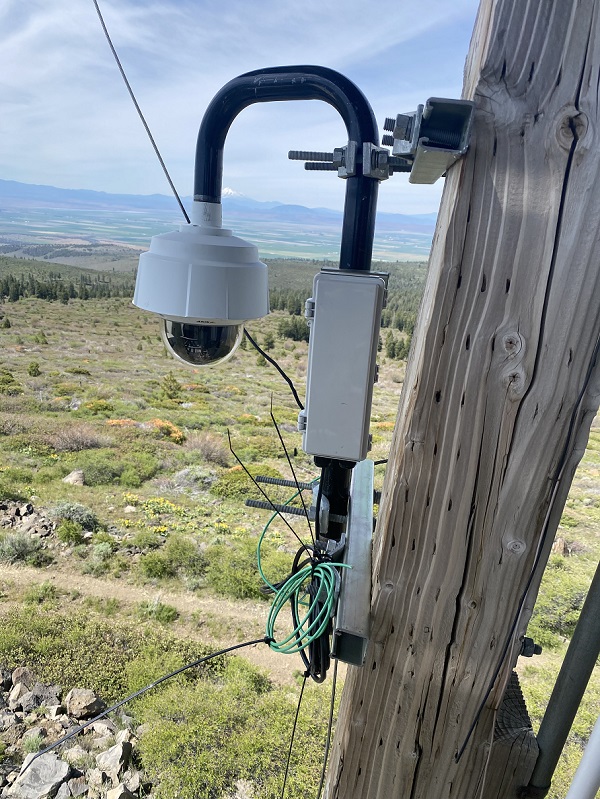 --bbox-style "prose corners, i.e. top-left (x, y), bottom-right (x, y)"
top-left (0, 666), bottom-right (148, 799)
